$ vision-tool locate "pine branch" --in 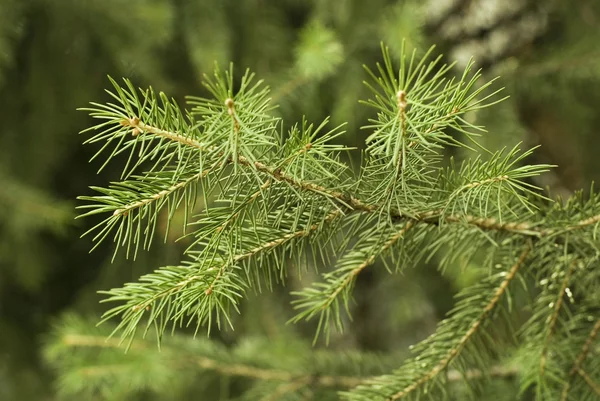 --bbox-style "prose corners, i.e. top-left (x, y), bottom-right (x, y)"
top-left (124, 116), bottom-right (209, 151)
top-left (327, 221), bottom-right (413, 305)
top-left (75, 43), bottom-right (600, 400)
top-left (576, 368), bottom-right (600, 396)
top-left (392, 247), bottom-right (529, 400)
top-left (126, 115), bottom-right (354, 207)
top-left (59, 331), bottom-right (520, 386)
top-left (439, 144), bottom-right (554, 218)
top-left (111, 173), bottom-right (205, 217)
top-left (560, 318), bottom-right (600, 400)
top-left (59, 334), bottom-right (367, 387)
top-left (539, 260), bottom-right (578, 377)
top-left (46, 316), bottom-right (393, 400)
top-left (85, 93), bottom-right (600, 264)
top-left (343, 246), bottom-right (531, 400)
top-left (97, 116), bottom-right (600, 240)
top-left (100, 210), bottom-right (342, 343)
top-left (204, 209), bottom-right (339, 296)
top-left (291, 220), bottom-right (415, 342)
top-left (77, 168), bottom-right (210, 259)
top-left (47, 315), bottom-right (524, 401)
